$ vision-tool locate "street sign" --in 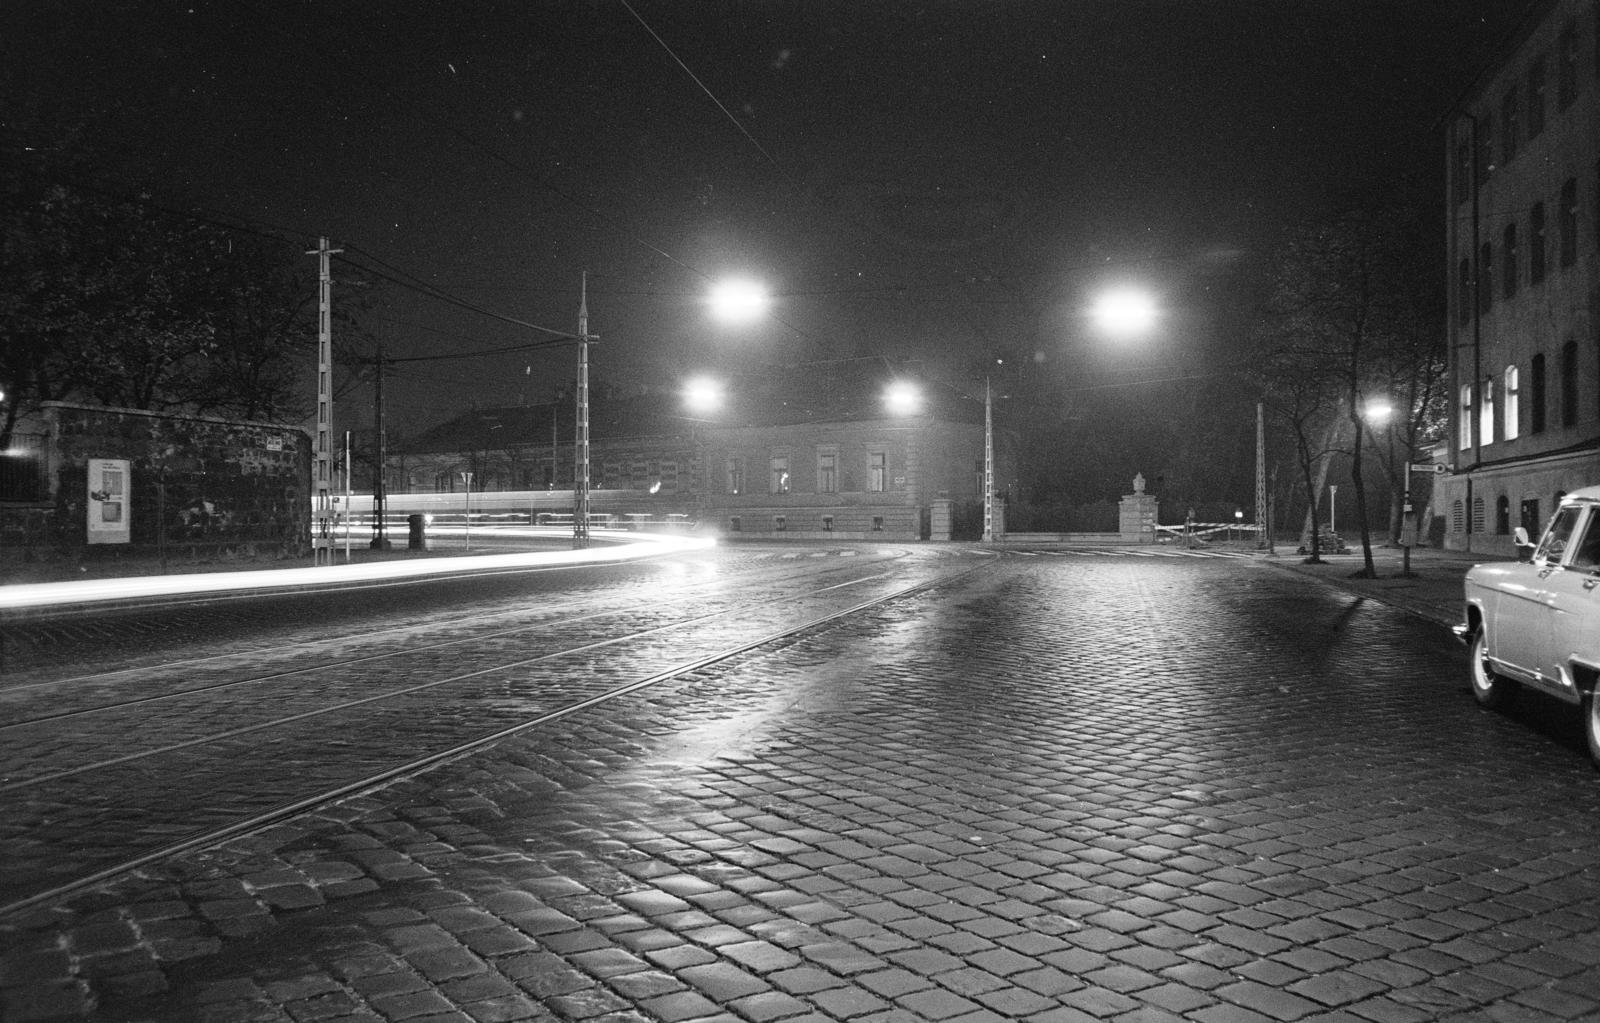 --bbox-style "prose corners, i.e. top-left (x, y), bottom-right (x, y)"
top-left (1409, 463), bottom-right (1448, 474)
